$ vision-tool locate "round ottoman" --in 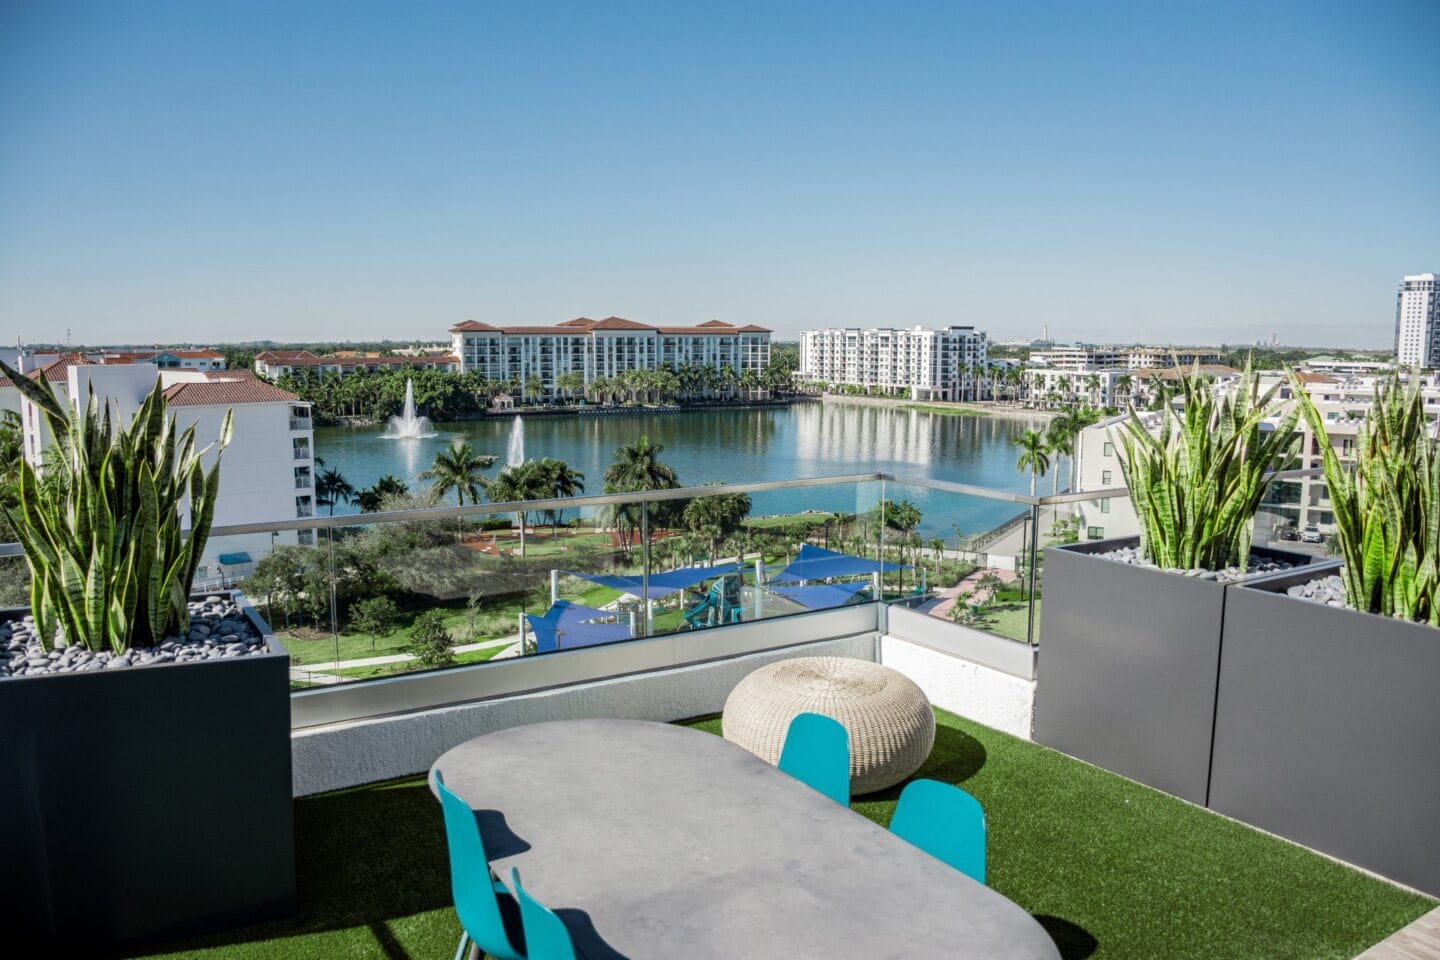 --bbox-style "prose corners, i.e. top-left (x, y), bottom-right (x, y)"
top-left (722, 656), bottom-right (935, 795)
